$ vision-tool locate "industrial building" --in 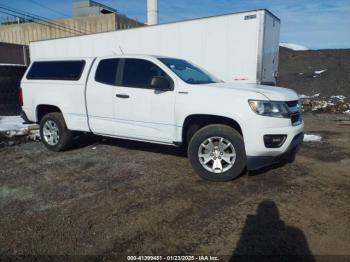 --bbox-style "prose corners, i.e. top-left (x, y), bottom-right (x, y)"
top-left (73, 0), bottom-right (119, 17)
top-left (0, 0), bottom-right (143, 46)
